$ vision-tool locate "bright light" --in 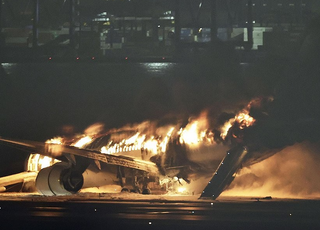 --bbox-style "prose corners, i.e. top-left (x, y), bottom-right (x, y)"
top-left (27, 153), bottom-right (60, 172)
top-left (46, 137), bottom-right (63, 144)
top-left (177, 187), bottom-right (186, 193)
top-left (72, 136), bottom-right (93, 148)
